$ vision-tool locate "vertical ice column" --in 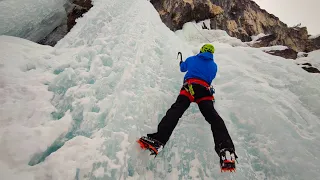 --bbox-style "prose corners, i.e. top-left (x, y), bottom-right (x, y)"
top-left (0, 0), bottom-right (68, 42)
